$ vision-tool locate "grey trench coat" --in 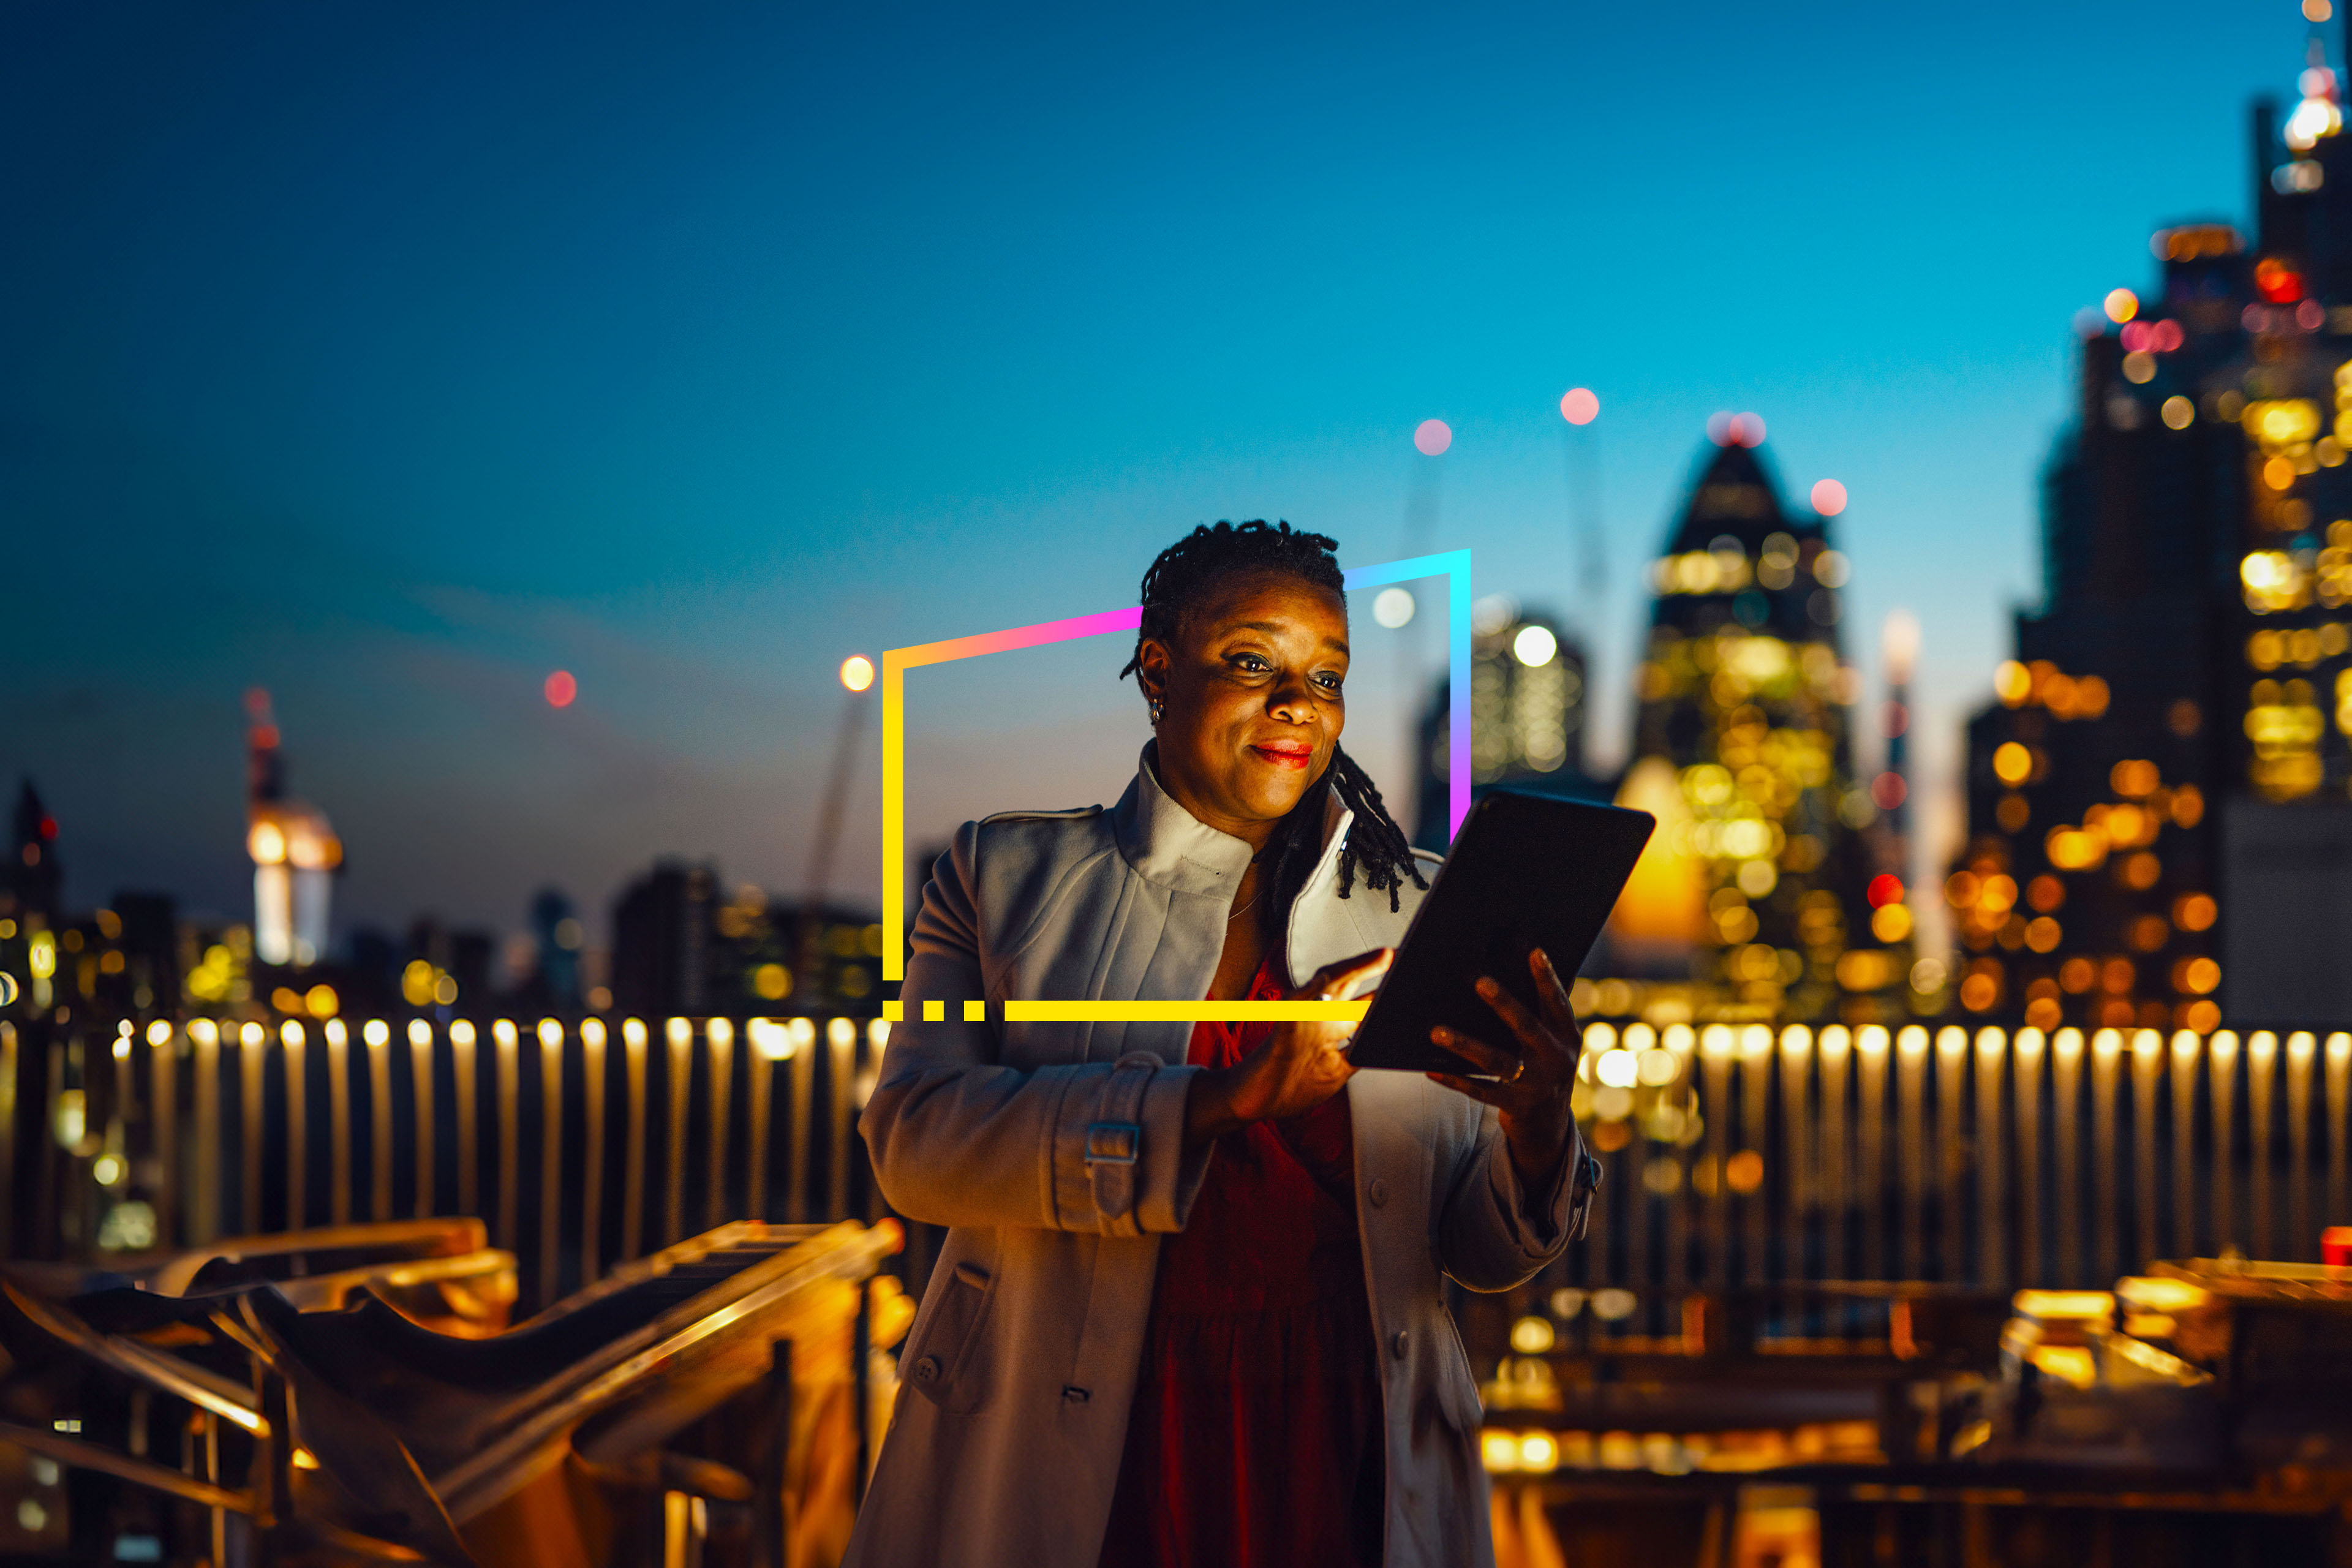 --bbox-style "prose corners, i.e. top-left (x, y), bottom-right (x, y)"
top-left (848, 748), bottom-right (1594, 1568)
